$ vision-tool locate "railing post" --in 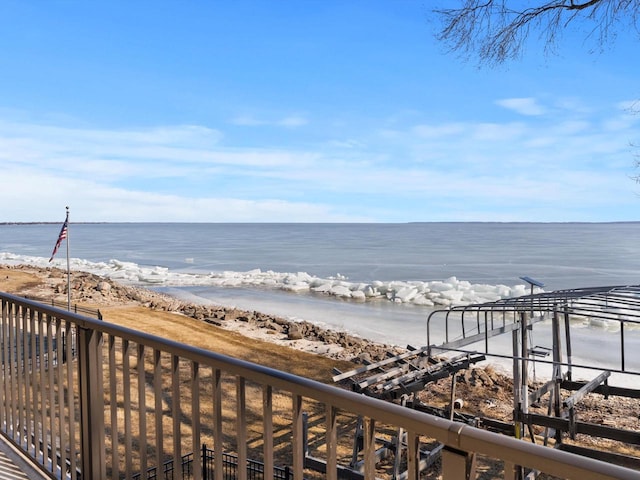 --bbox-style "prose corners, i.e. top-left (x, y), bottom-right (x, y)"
top-left (78, 325), bottom-right (105, 480)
